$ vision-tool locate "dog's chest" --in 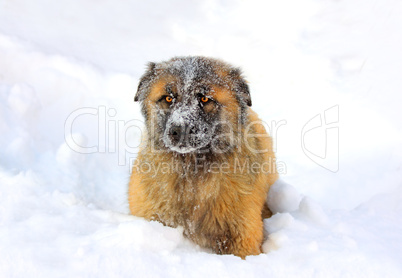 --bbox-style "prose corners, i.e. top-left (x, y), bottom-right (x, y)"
top-left (156, 175), bottom-right (213, 230)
